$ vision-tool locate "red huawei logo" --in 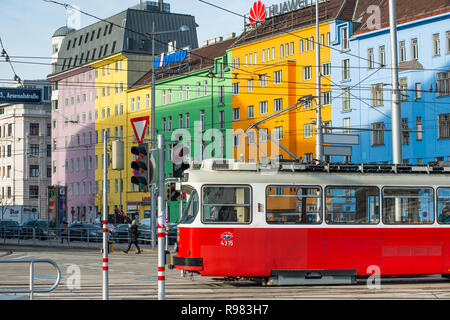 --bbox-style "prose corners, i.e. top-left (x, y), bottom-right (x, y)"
top-left (249, 1), bottom-right (266, 27)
